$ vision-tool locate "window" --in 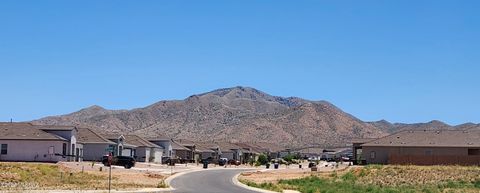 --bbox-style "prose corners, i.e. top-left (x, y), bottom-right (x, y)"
top-left (62, 143), bottom-right (67, 155)
top-left (370, 151), bottom-right (376, 159)
top-left (1, 144), bottom-right (7, 155)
